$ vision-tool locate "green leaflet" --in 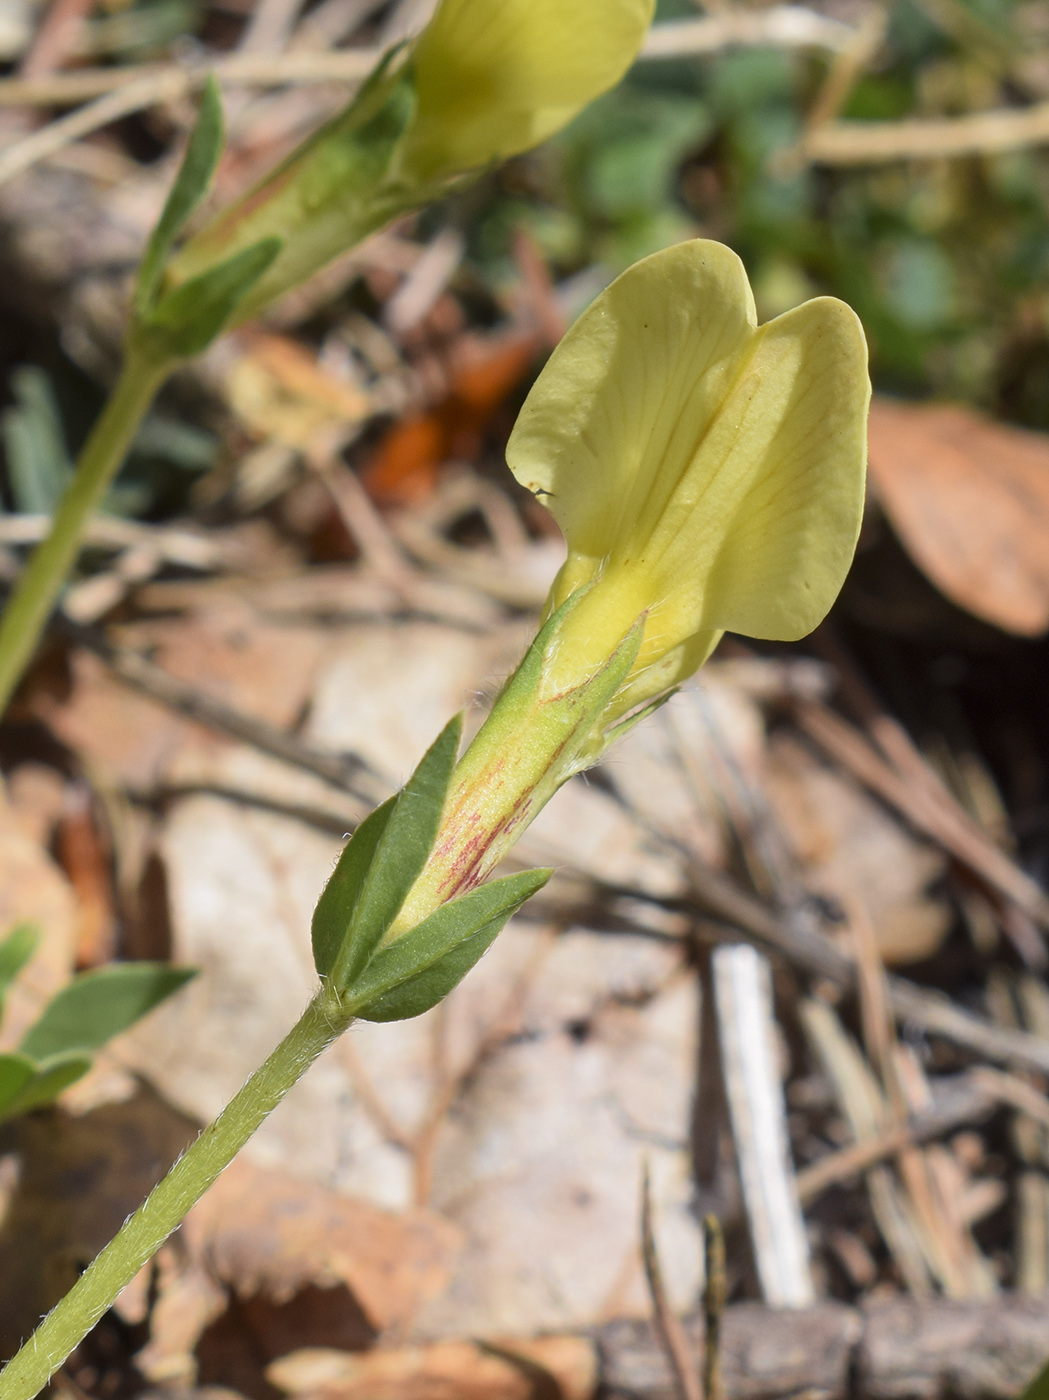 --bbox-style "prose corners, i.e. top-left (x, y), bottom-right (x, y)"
top-left (347, 867), bottom-right (551, 1022)
top-left (143, 237), bottom-right (282, 358)
top-left (20, 962), bottom-right (197, 1061)
top-left (312, 797), bottom-right (396, 979)
top-left (0, 959), bottom-right (193, 1123)
top-left (0, 1051), bottom-right (92, 1126)
top-left (313, 714), bottom-right (463, 990)
top-left (0, 1053), bottom-right (33, 1110)
top-left (135, 75), bottom-right (224, 316)
top-left (0, 924), bottom-right (38, 1018)
top-left (1, 368), bottom-right (73, 514)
